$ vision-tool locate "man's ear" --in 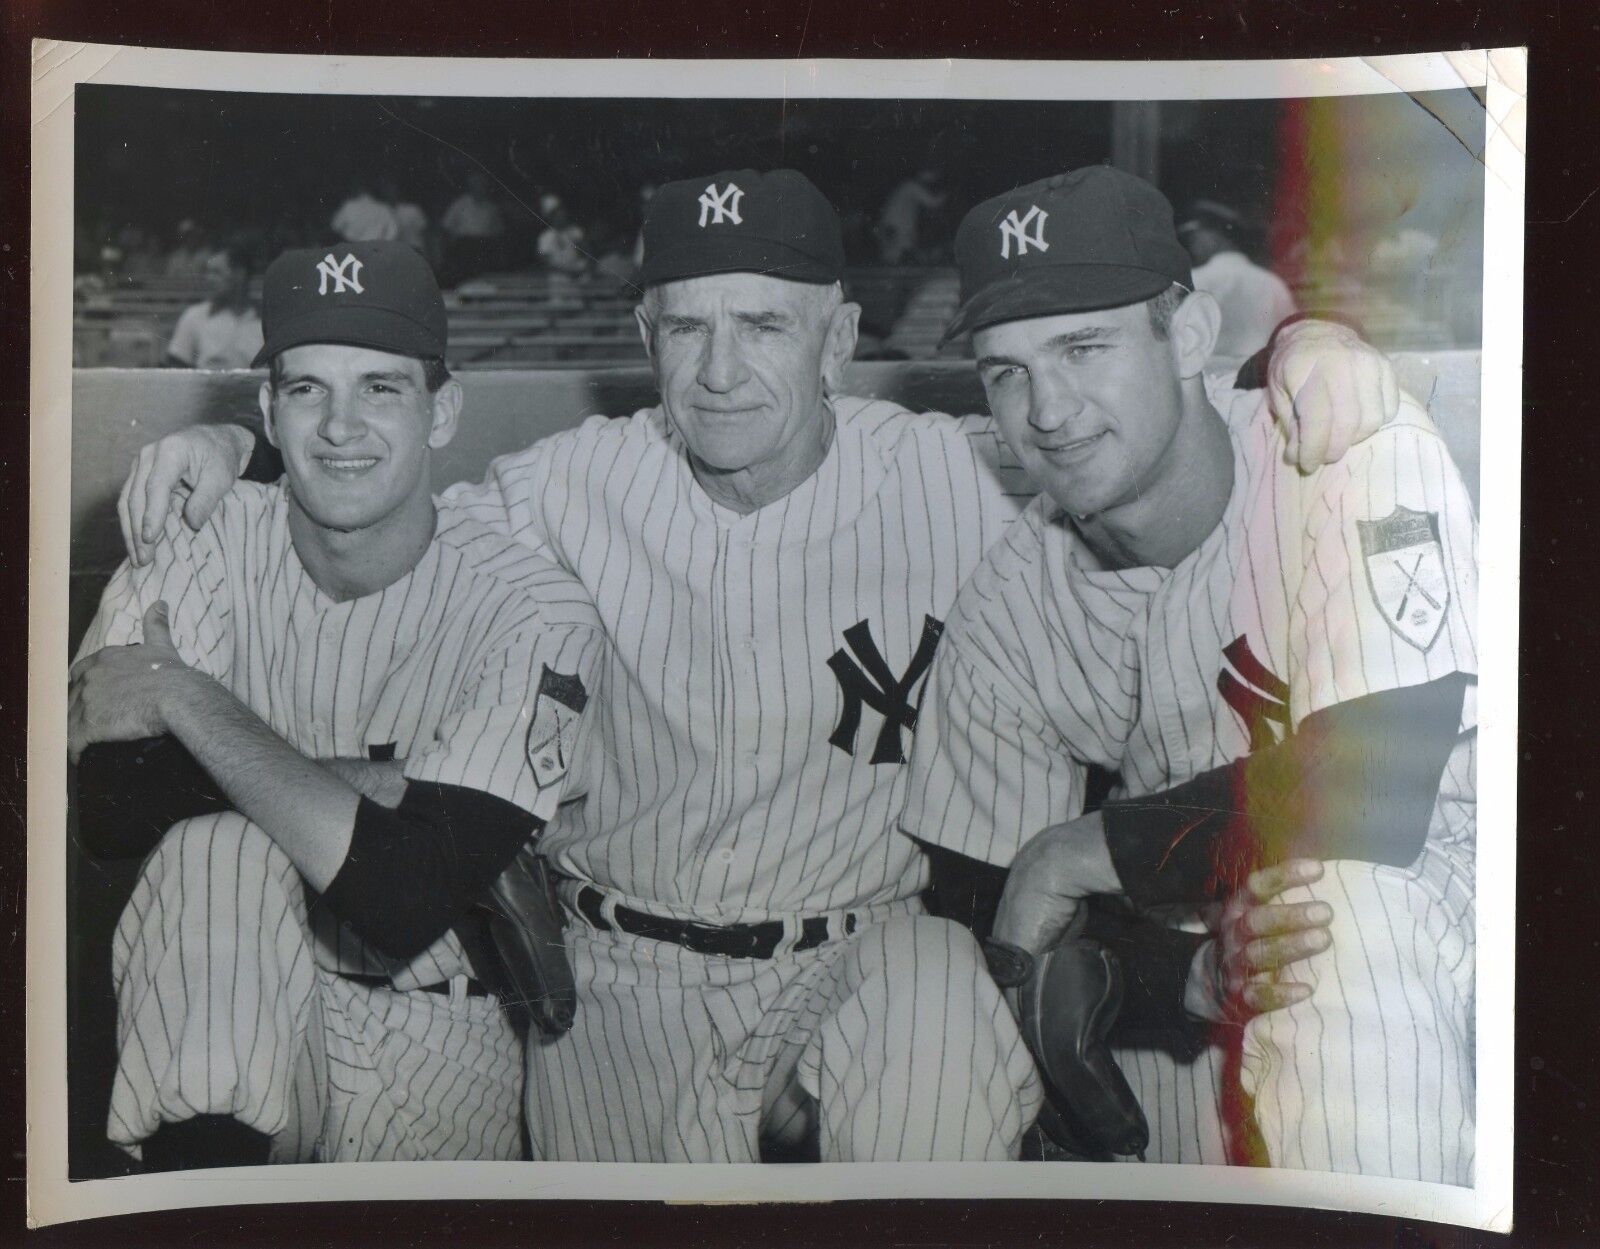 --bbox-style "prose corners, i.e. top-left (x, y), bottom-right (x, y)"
top-left (633, 305), bottom-right (656, 364)
top-left (258, 382), bottom-right (280, 448)
top-left (1171, 290), bottom-right (1221, 379)
top-left (426, 377), bottom-right (466, 450)
top-left (821, 301), bottom-right (862, 394)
